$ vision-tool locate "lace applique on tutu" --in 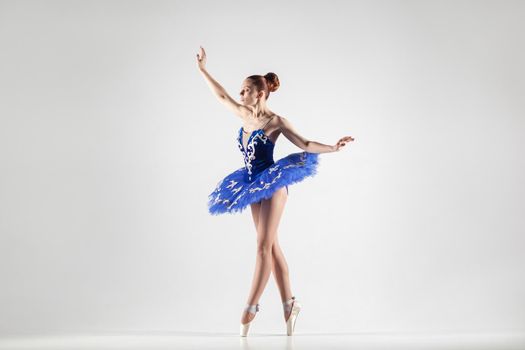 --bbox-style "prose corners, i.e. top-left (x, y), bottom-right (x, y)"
top-left (208, 121), bottom-right (320, 215)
